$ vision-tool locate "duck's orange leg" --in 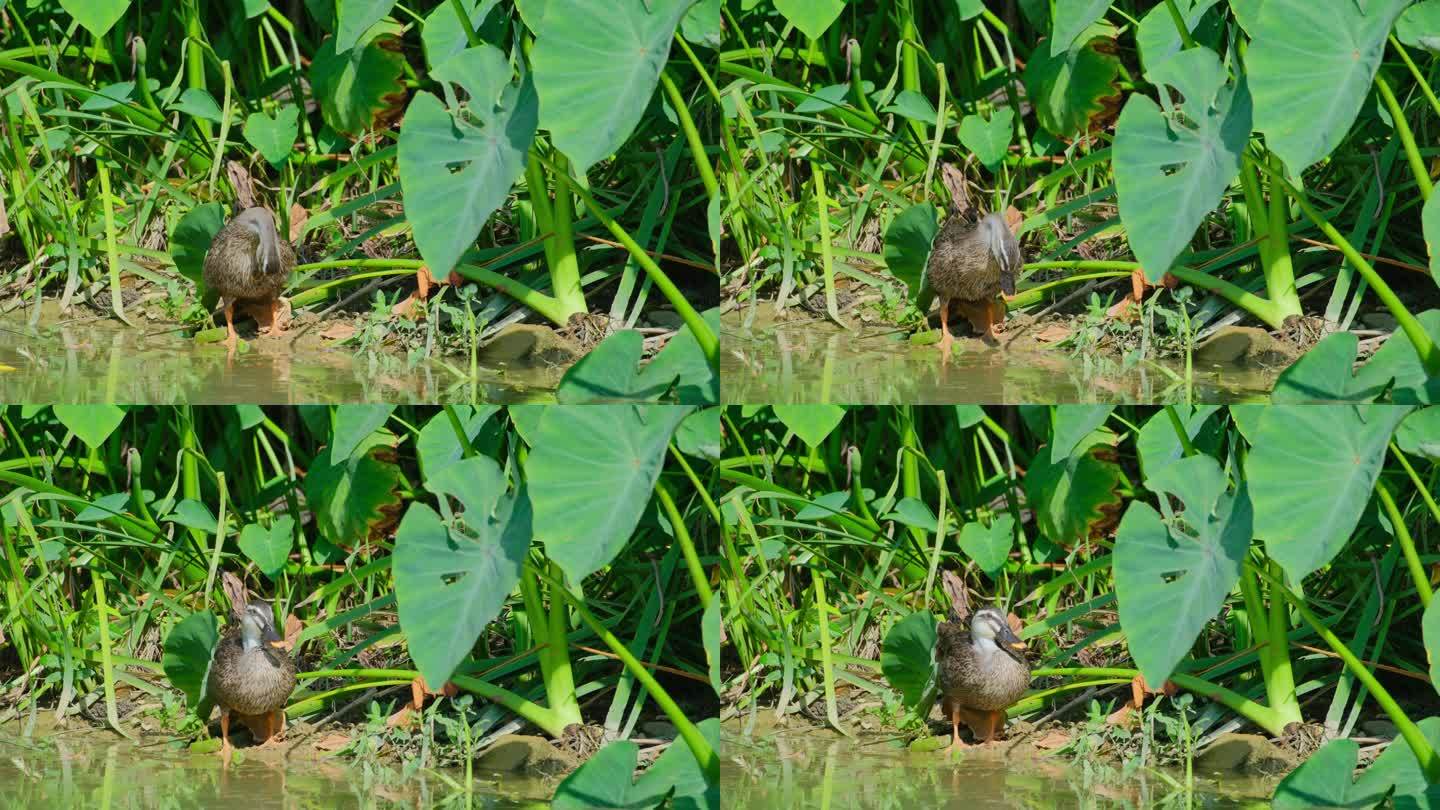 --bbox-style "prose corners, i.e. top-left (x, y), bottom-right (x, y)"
top-left (942, 698), bottom-right (967, 755)
top-left (259, 709), bottom-right (286, 746)
top-left (219, 708), bottom-right (234, 765)
top-left (958, 300), bottom-right (998, 344)
top-left (989, 297), bottom-right (1007, 337)
top-left (222, 300), bottom-right (239, 354)
top-left (938, 297), bottom-right (955, 358)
